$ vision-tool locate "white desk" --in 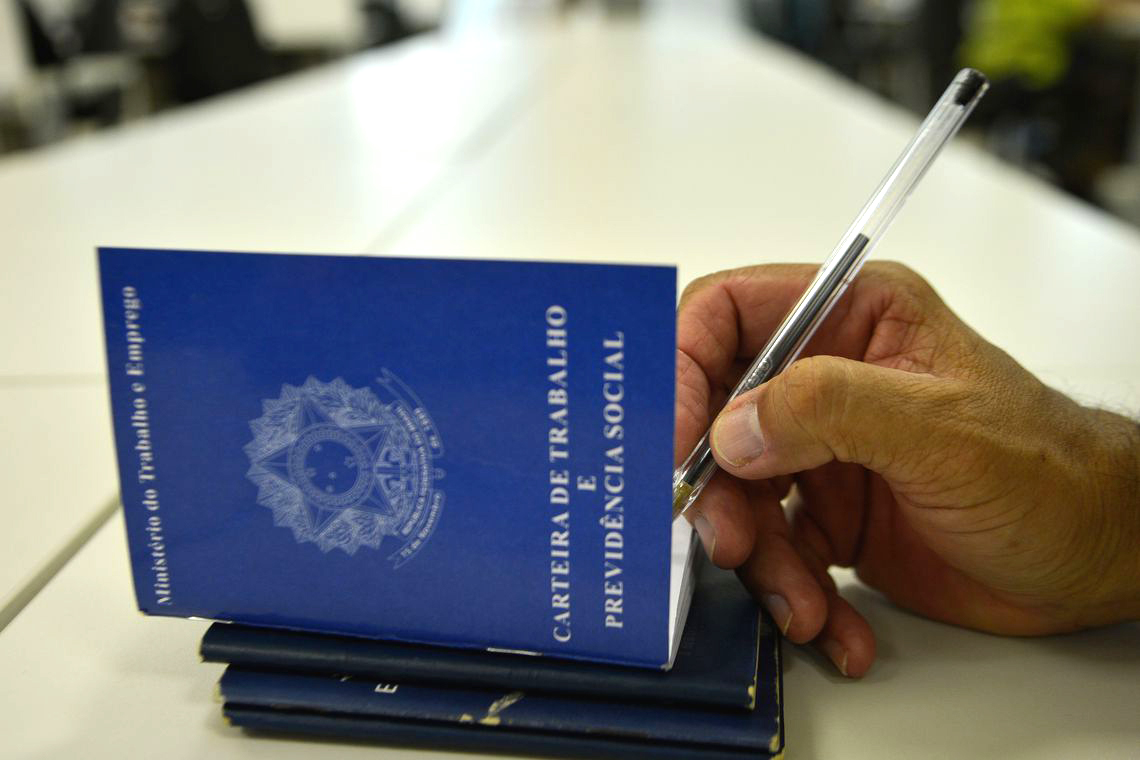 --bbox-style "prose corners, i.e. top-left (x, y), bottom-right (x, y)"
top-left (0, 383), bottom-right (118, 627)
top-left (2, 11), bottom-right (1139, 760)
